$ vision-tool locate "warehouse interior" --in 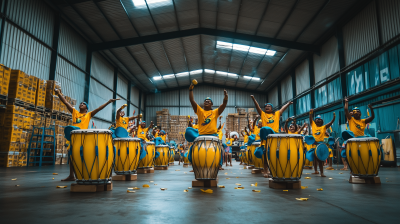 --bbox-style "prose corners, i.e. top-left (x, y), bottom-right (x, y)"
top-left (0, 0), bottom-right (400, 223)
